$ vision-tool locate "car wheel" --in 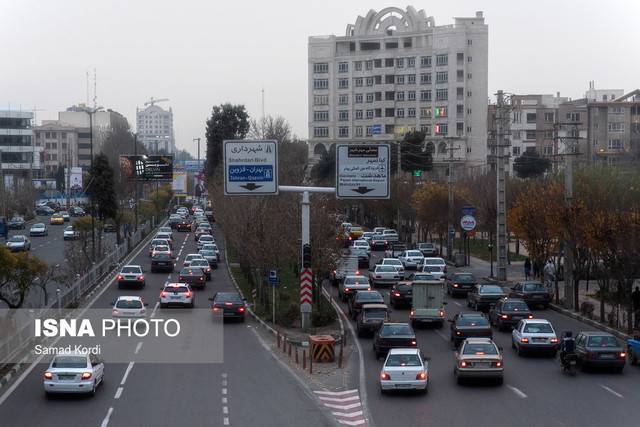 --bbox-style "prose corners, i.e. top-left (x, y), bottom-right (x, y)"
top-left (88, 381), bottom-right (97, 397)
top-left (466, 299), bottom-right (471, 308)
top-left (496, 377), bottom-right (504, 386)
top-left (380, 385), bottom-right (386, 395)
top-left (421, 384), bottom-right (428, 394)
top-left (516, 344), bottom-right (523, 357)
top-left (511, 340), bottom-right (516, 349)
top-left (44, 391), bottom-right (53, 400)
top-left (160, 303), bottom-right (167, 308)
top-left (615, 366), bottom-right (624, 374)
